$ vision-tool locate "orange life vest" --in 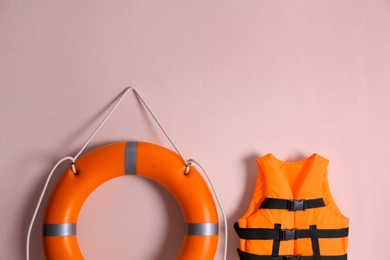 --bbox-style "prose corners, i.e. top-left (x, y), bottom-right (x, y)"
top-left (235, 153), bottom-right (349, 260)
